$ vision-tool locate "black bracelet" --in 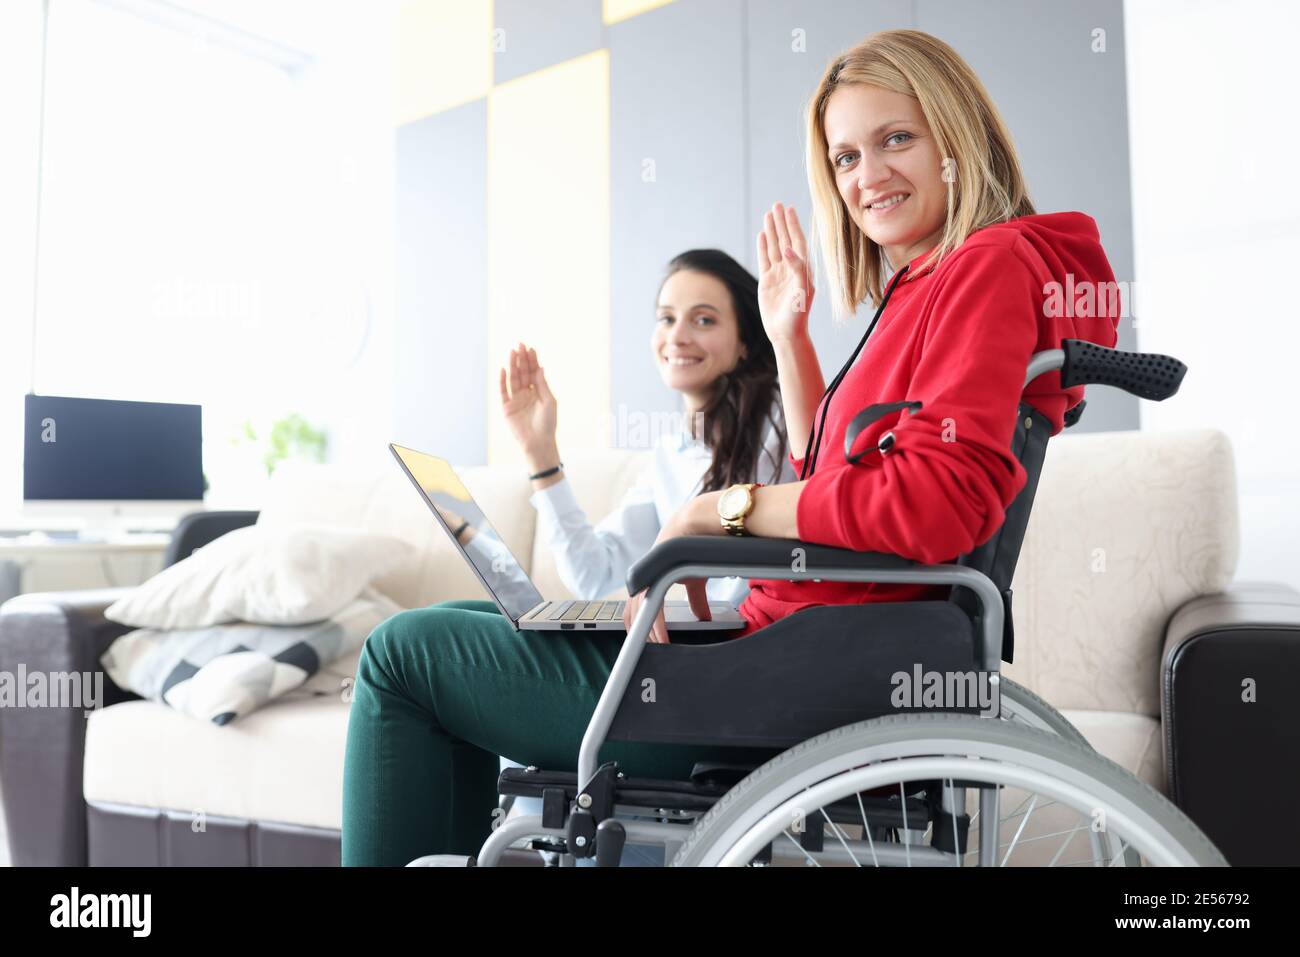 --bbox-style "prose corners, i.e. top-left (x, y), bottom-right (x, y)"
top-left (452, 519), bottom-right (470, 540)
top-left (528, 463), bottom-right (564, 481)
